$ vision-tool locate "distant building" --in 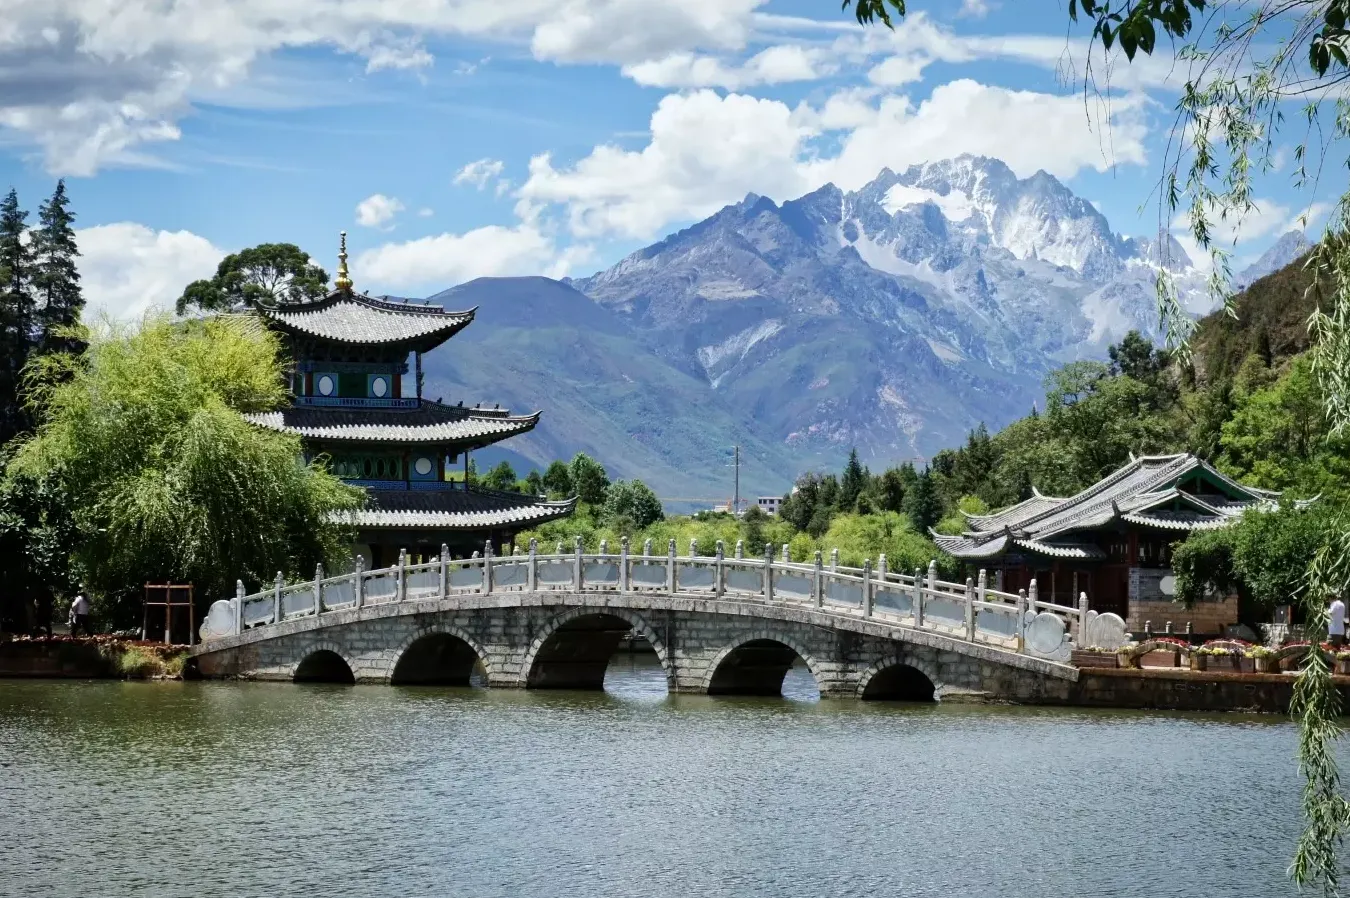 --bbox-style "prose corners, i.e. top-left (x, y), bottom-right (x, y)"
top-left (247, 233), bottom-right (575, 566)
top-left (756, 496), bottom-right (782, 516)
top-left (932, 453), bottom-right (1295, 636)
